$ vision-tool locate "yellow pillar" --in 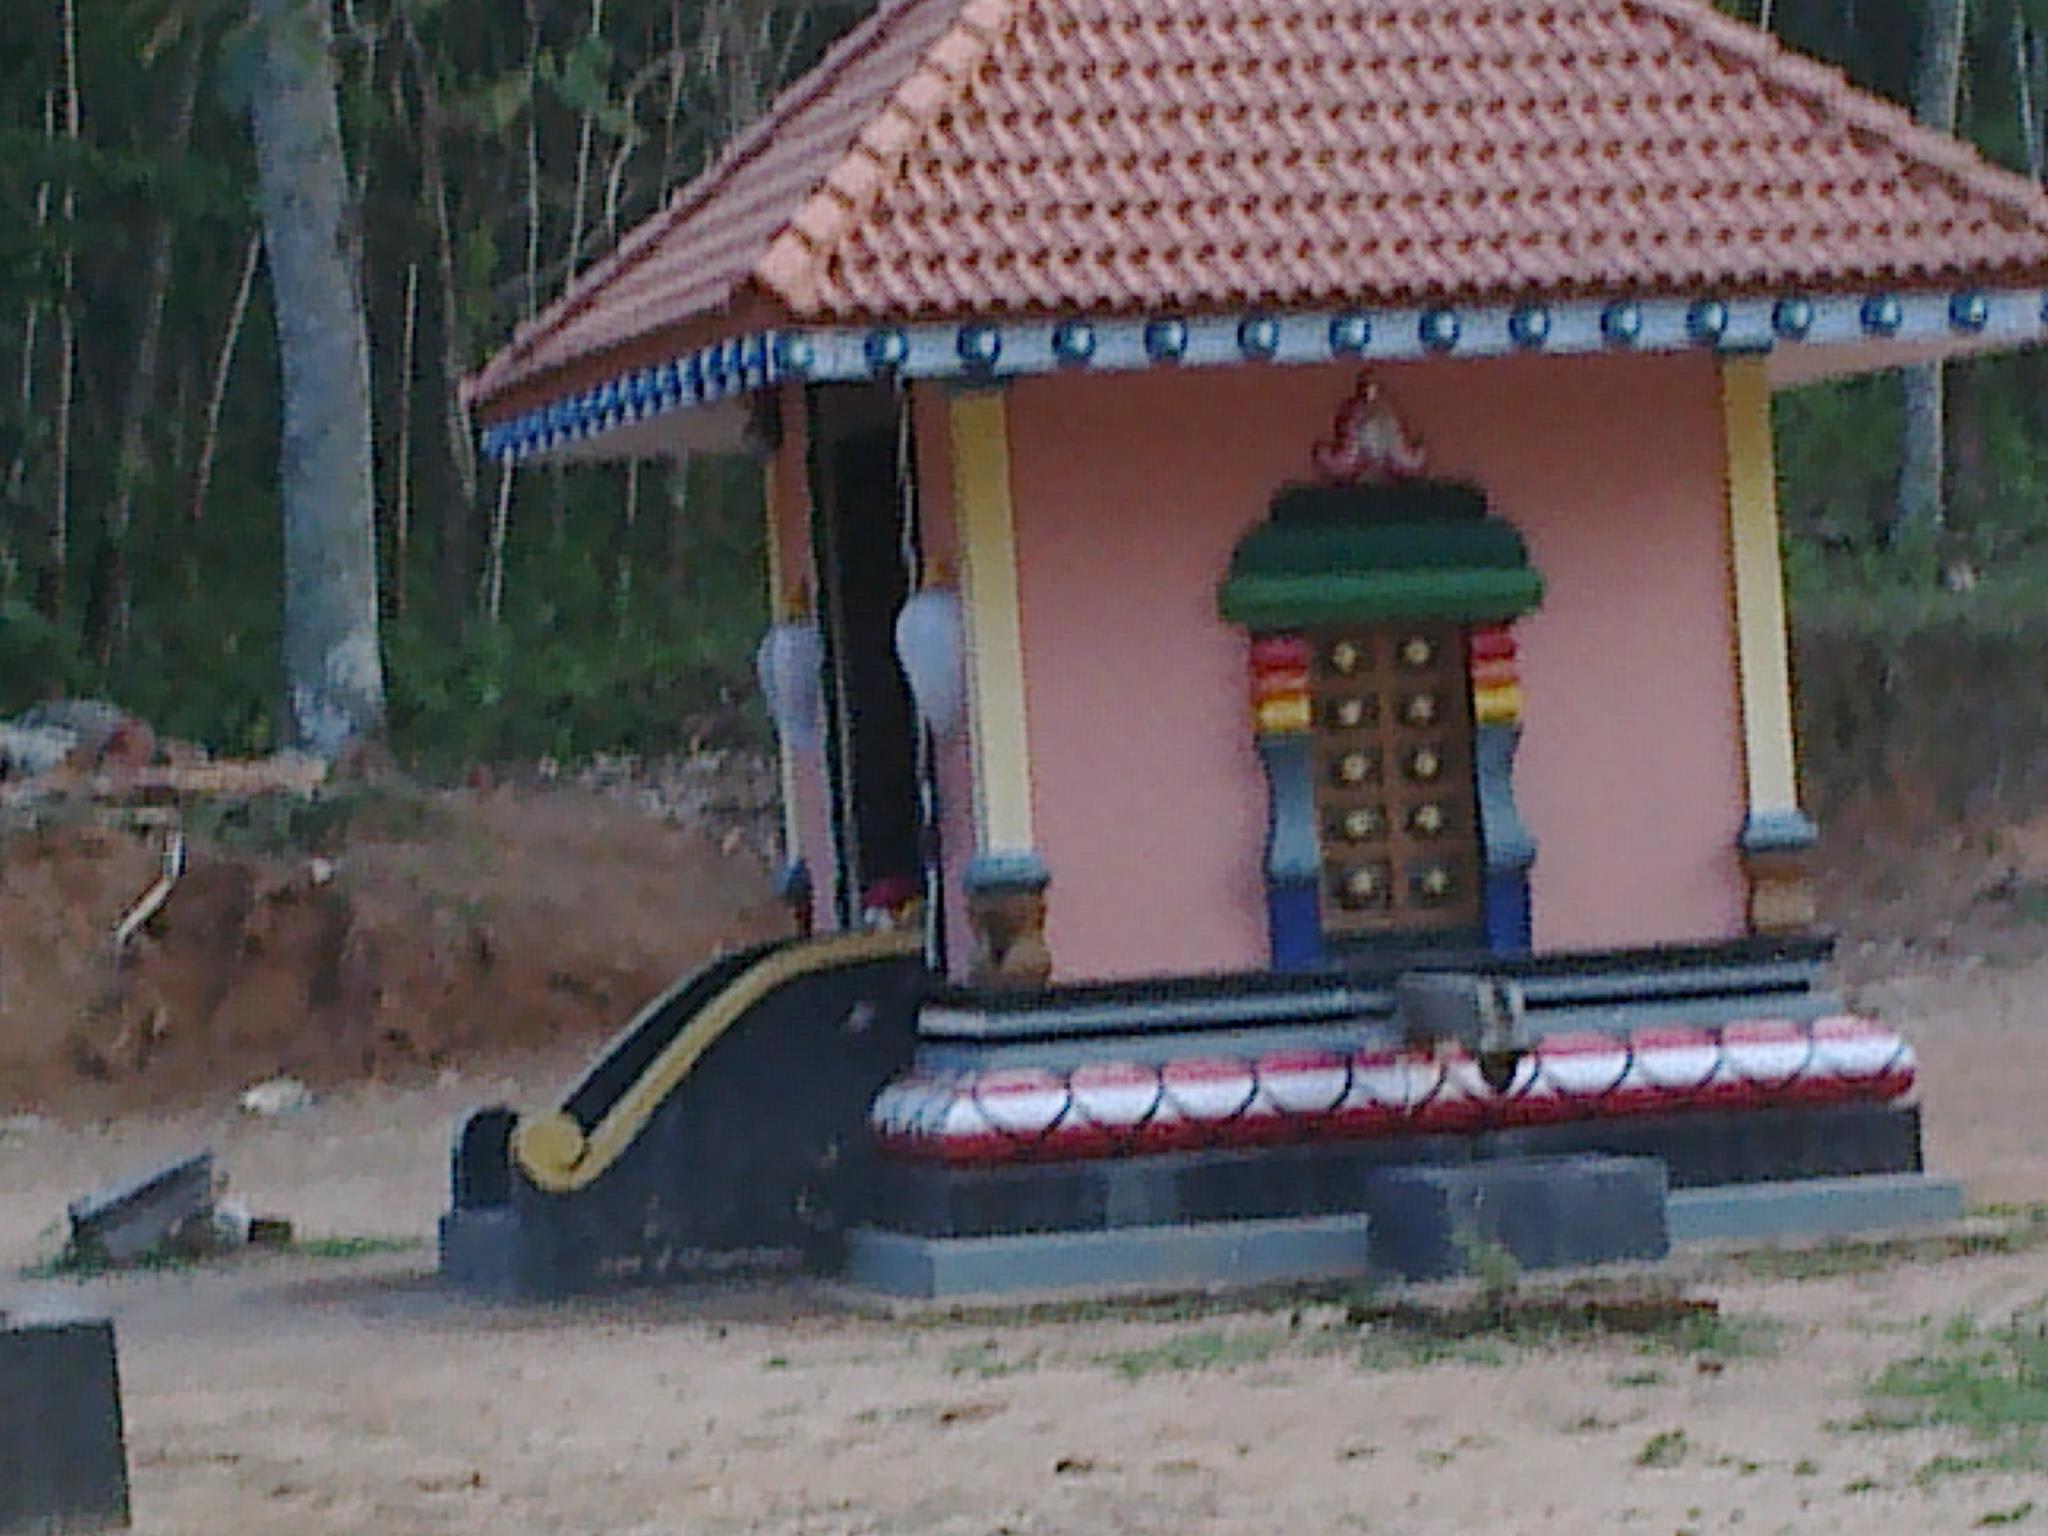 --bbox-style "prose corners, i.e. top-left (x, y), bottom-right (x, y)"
top-left (947, 388), bottom-right (1050, 984)
top-left (1721, 357), bottom-right (1818, 931)
top-left (760, 458), bottom-right (806, 871)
